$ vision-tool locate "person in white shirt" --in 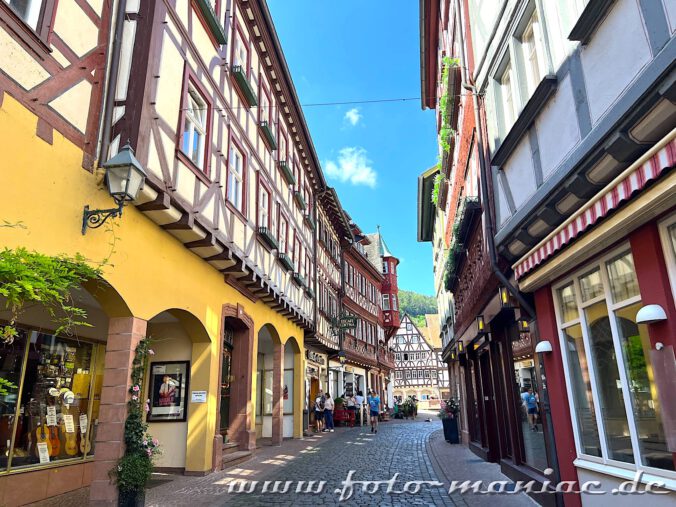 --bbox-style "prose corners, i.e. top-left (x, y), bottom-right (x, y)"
top-left (355, 390), bottom-right (365, 425)
top-left (323, 393), bottom-right (335, 432)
